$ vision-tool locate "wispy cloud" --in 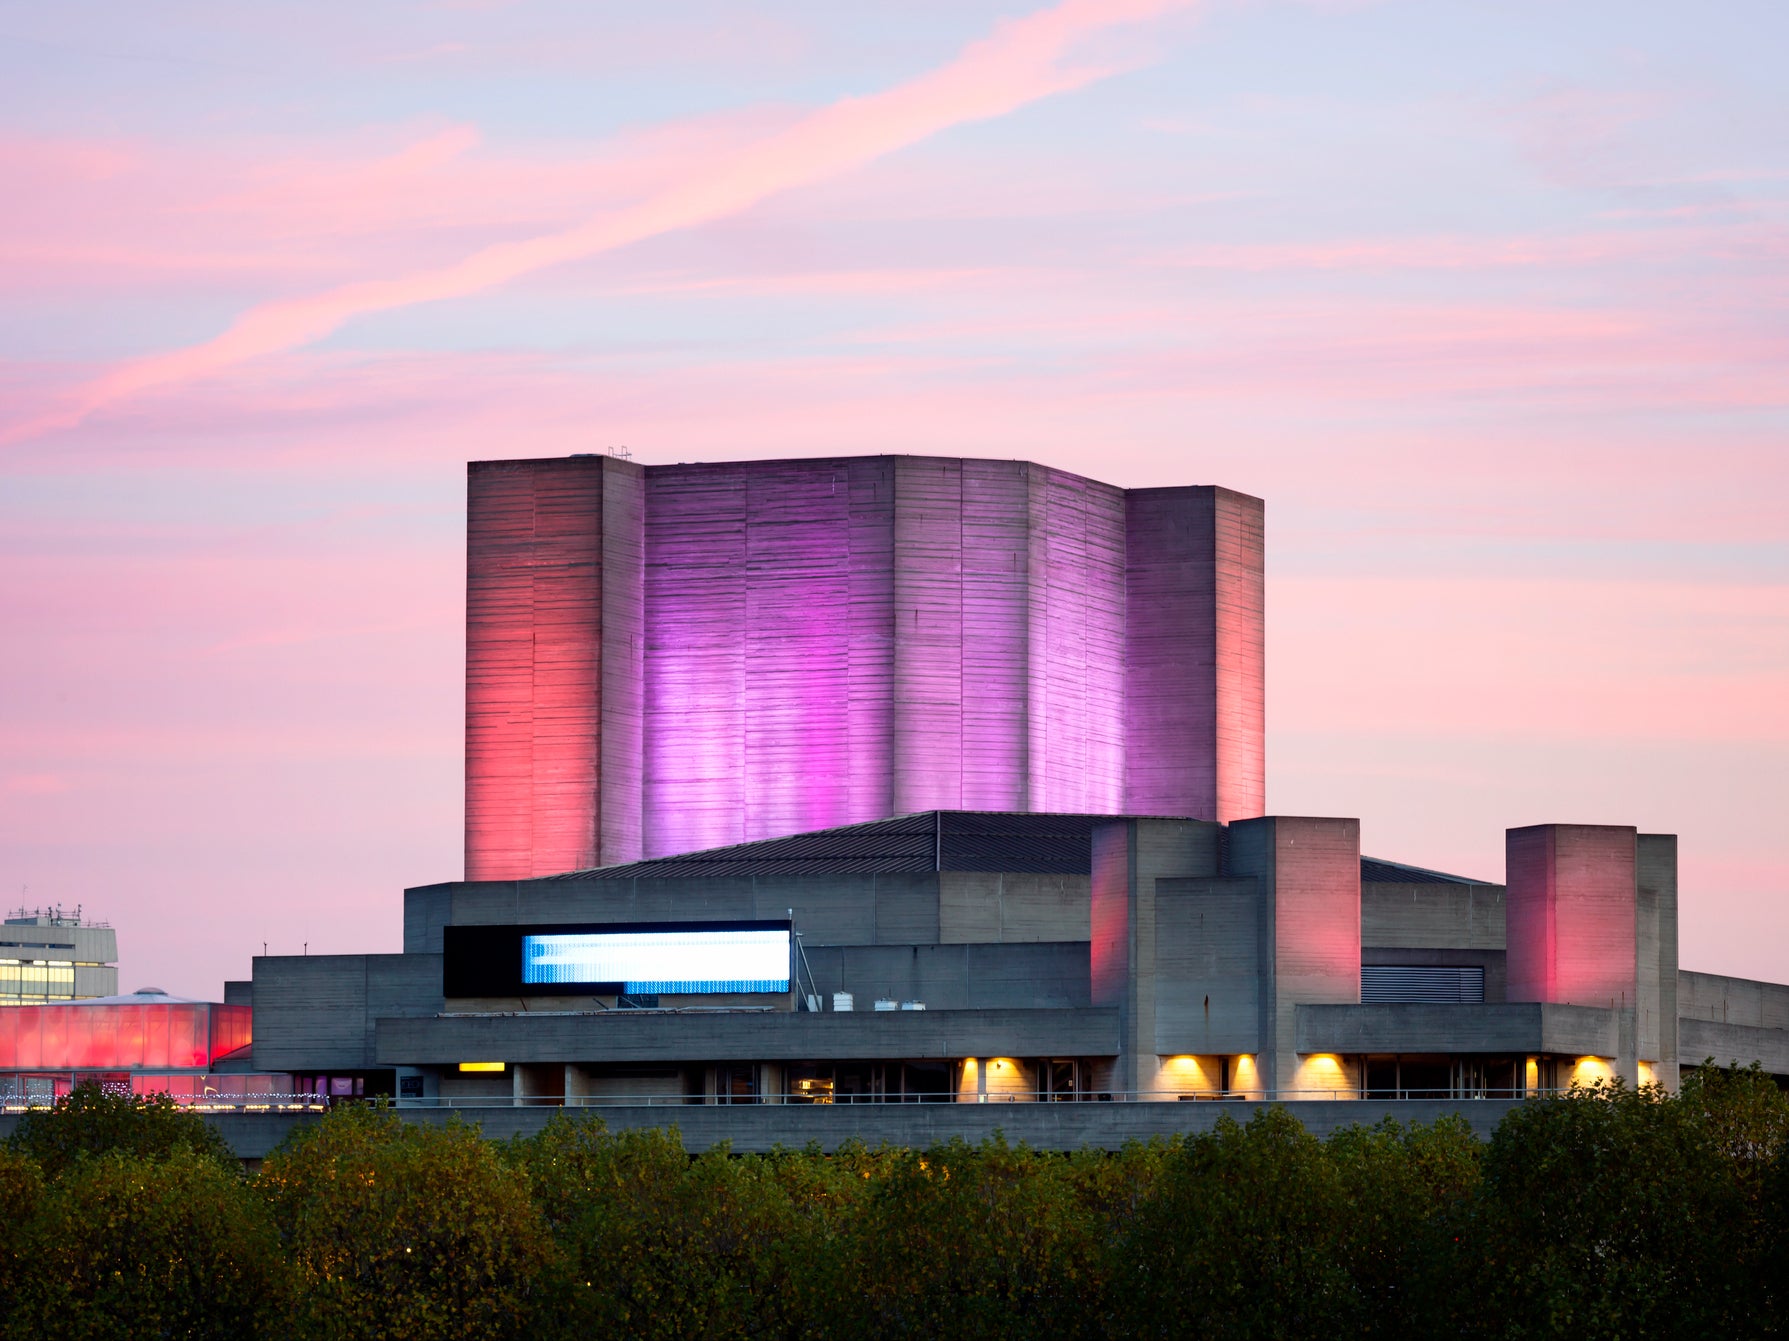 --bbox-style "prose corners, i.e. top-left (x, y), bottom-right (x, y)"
top-left (3, 0), bottom-right (1195, 446)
